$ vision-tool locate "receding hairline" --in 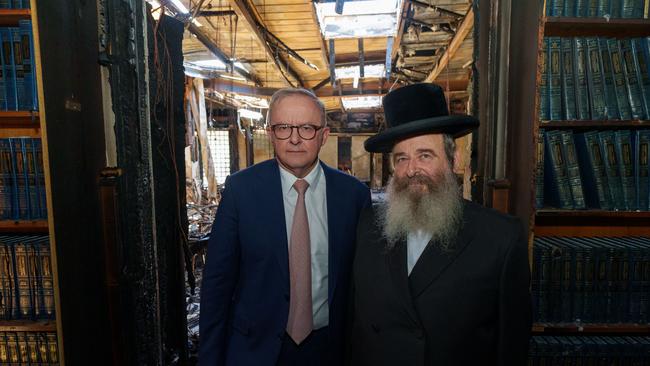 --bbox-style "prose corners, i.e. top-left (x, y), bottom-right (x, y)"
top-left (266, 87), bottom-right (327, 126)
